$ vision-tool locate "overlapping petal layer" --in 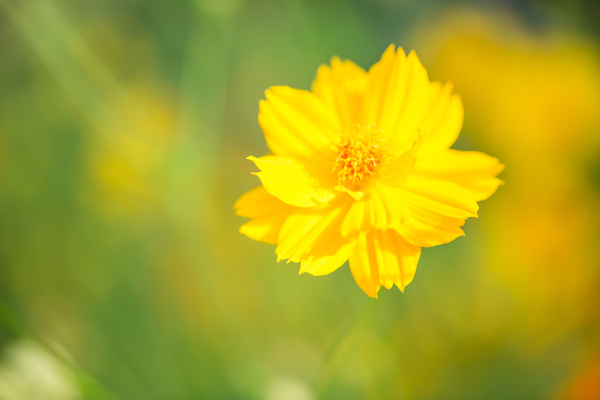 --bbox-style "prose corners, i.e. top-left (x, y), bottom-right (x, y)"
top-left (235, 186), bottom-right (296, 245)
top-left (276, 201), bottom-right (354, 273)
top-left (349, 229), bottom-right (421, 298)
top-left (248, 155), bottom-right (337, 207)
top-left (312, 57), bottom-right (368, 127)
